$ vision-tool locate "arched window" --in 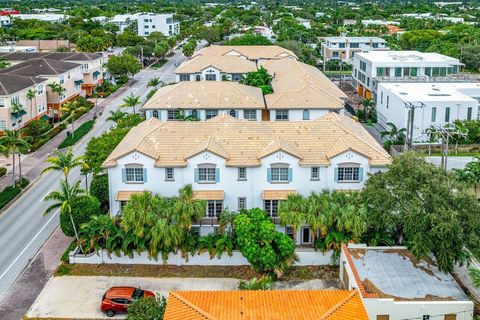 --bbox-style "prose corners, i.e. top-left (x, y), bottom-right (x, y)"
top-left (152, 110), bottom-right (159, 119)
top-left (229, 109), bottom-right (236, 117)
top-left (302, 109), bottom-right (310, 120)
